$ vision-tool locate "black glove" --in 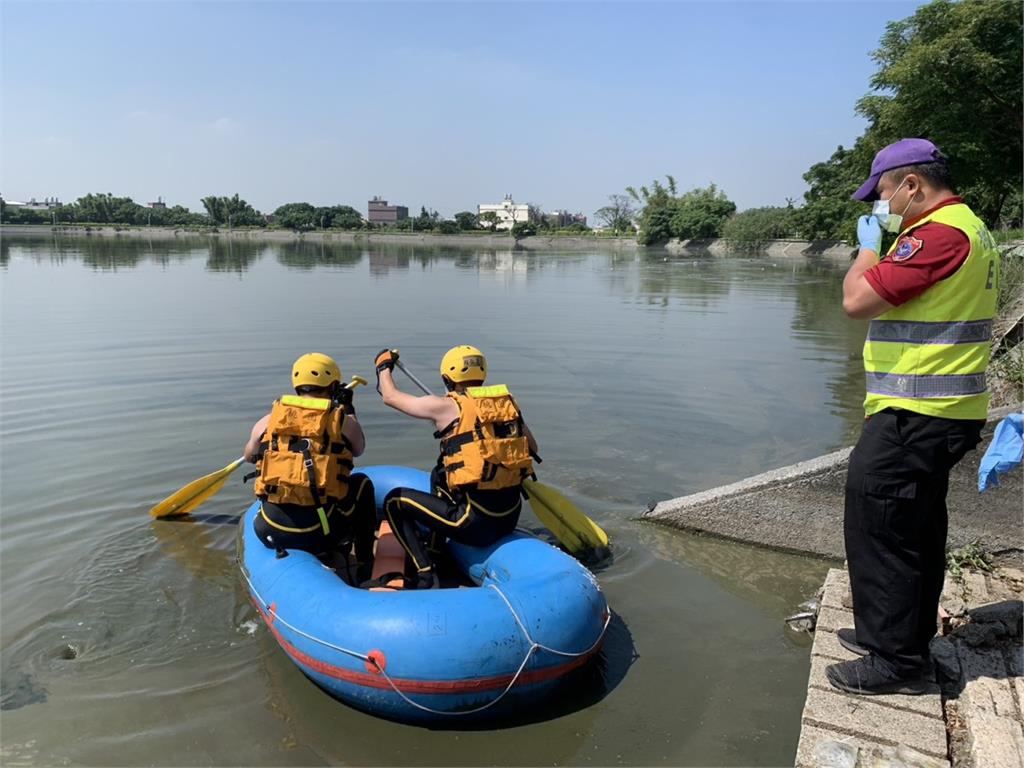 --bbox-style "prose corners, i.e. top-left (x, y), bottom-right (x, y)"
top-left (374, 348), bottom-right (399, 373)
top-left (336, 383), bottom-right (355, 415)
